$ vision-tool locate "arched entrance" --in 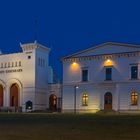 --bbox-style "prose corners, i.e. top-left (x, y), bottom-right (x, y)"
top-left (104, 92), bottom-right (112, 110)
top-left (49, 94), bottom-right (57, 111)
top-left (10, 83), bottom-right (19, 107)
top-left (0, 85), bottom-right (3, 107)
